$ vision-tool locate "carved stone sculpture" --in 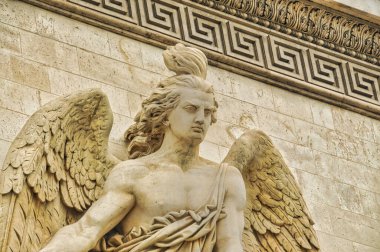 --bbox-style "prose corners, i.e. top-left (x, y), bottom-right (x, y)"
top-left (0, 43), bottom-right (320, 252)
